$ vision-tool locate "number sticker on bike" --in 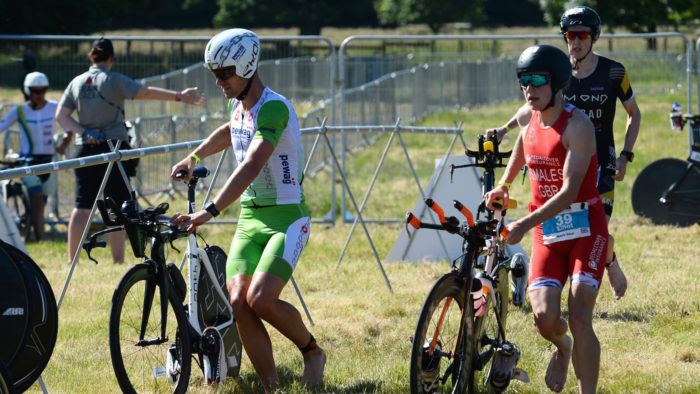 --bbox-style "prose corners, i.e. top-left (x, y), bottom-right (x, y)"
top-left (541, 202), bottom-right (590, 245)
